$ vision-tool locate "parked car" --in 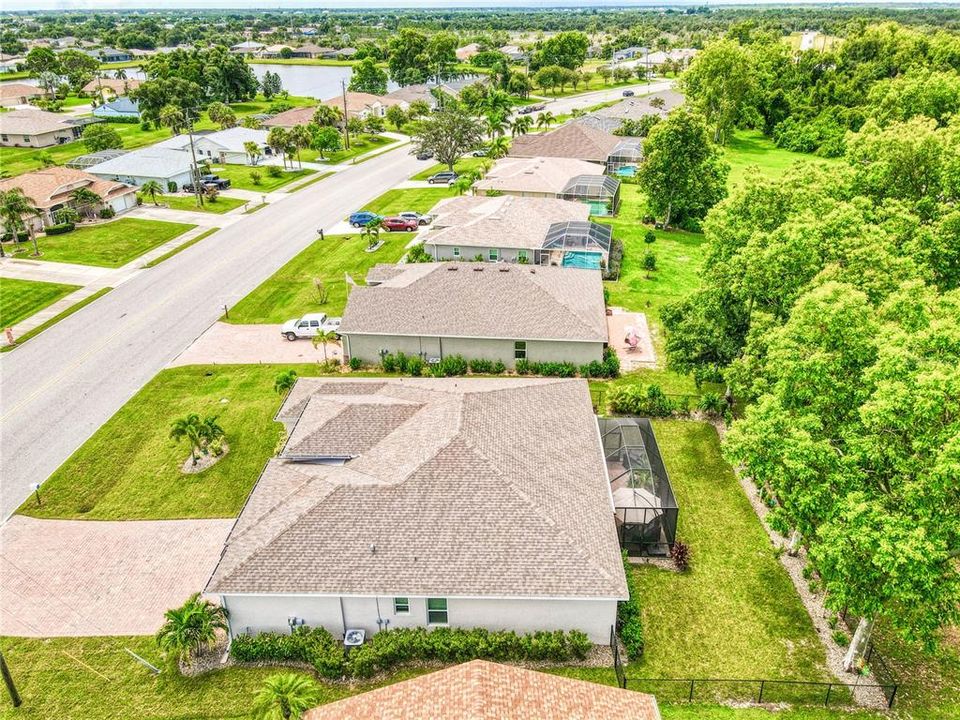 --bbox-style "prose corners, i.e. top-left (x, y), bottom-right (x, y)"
top-left (471, 148), bottom-right (488, 157)
top-left (415, 151), bottom-right (434, 160)
top-left (381, 216), bottom-right (419, 232)
top-left (349, 211), bottom-right (381, 227)
top-left (280, 313), bottom-right (342, 341)
top-left (398, 211), bottom-right (431, 226)
top-left (183, 174), bottom-right (231, 192)
top-left (530, 103), bottom-right (546, 112)
top-left (518, 105), bottom-right (535, 115)
top-left (427, 171), bottom-right (458, 185)
top-left (622, 89), bottom-right (635, 97)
